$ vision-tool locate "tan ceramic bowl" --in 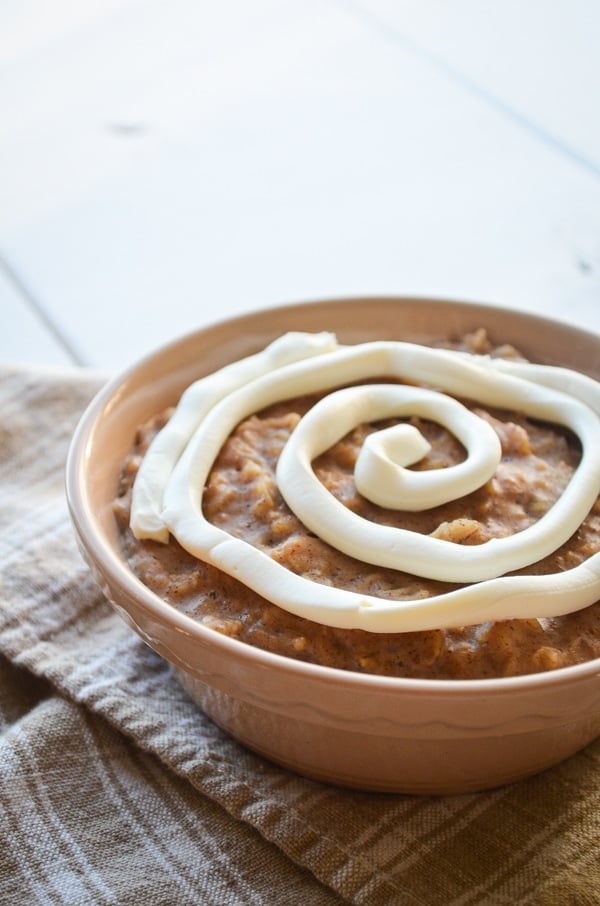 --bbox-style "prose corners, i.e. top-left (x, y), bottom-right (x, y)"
top-left (66, 297), bottom-right (600, 794)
